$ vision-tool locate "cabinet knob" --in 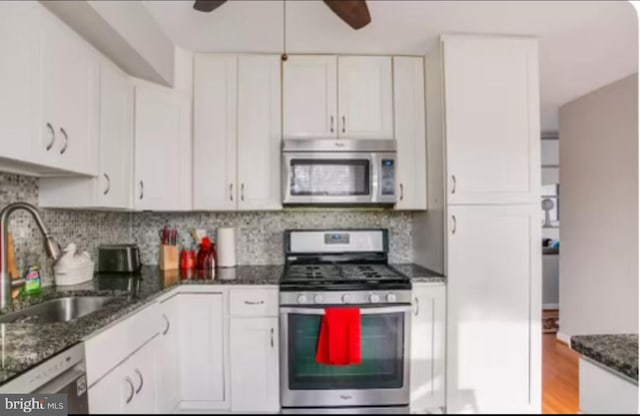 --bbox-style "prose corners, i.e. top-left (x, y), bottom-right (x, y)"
top-left (59, 128), bottom-right (68, 155)
top-left (45, 123), bottom-right (56, 151)
top-left (103, 173), bottom-right (111, 195)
